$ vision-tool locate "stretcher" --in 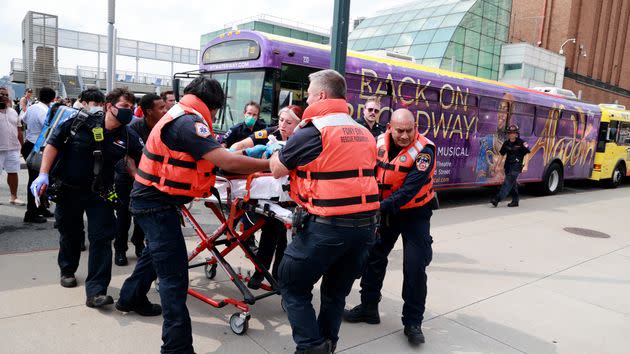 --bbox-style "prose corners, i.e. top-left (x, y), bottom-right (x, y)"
top-left (180, 173), bottom-right (293, 335)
